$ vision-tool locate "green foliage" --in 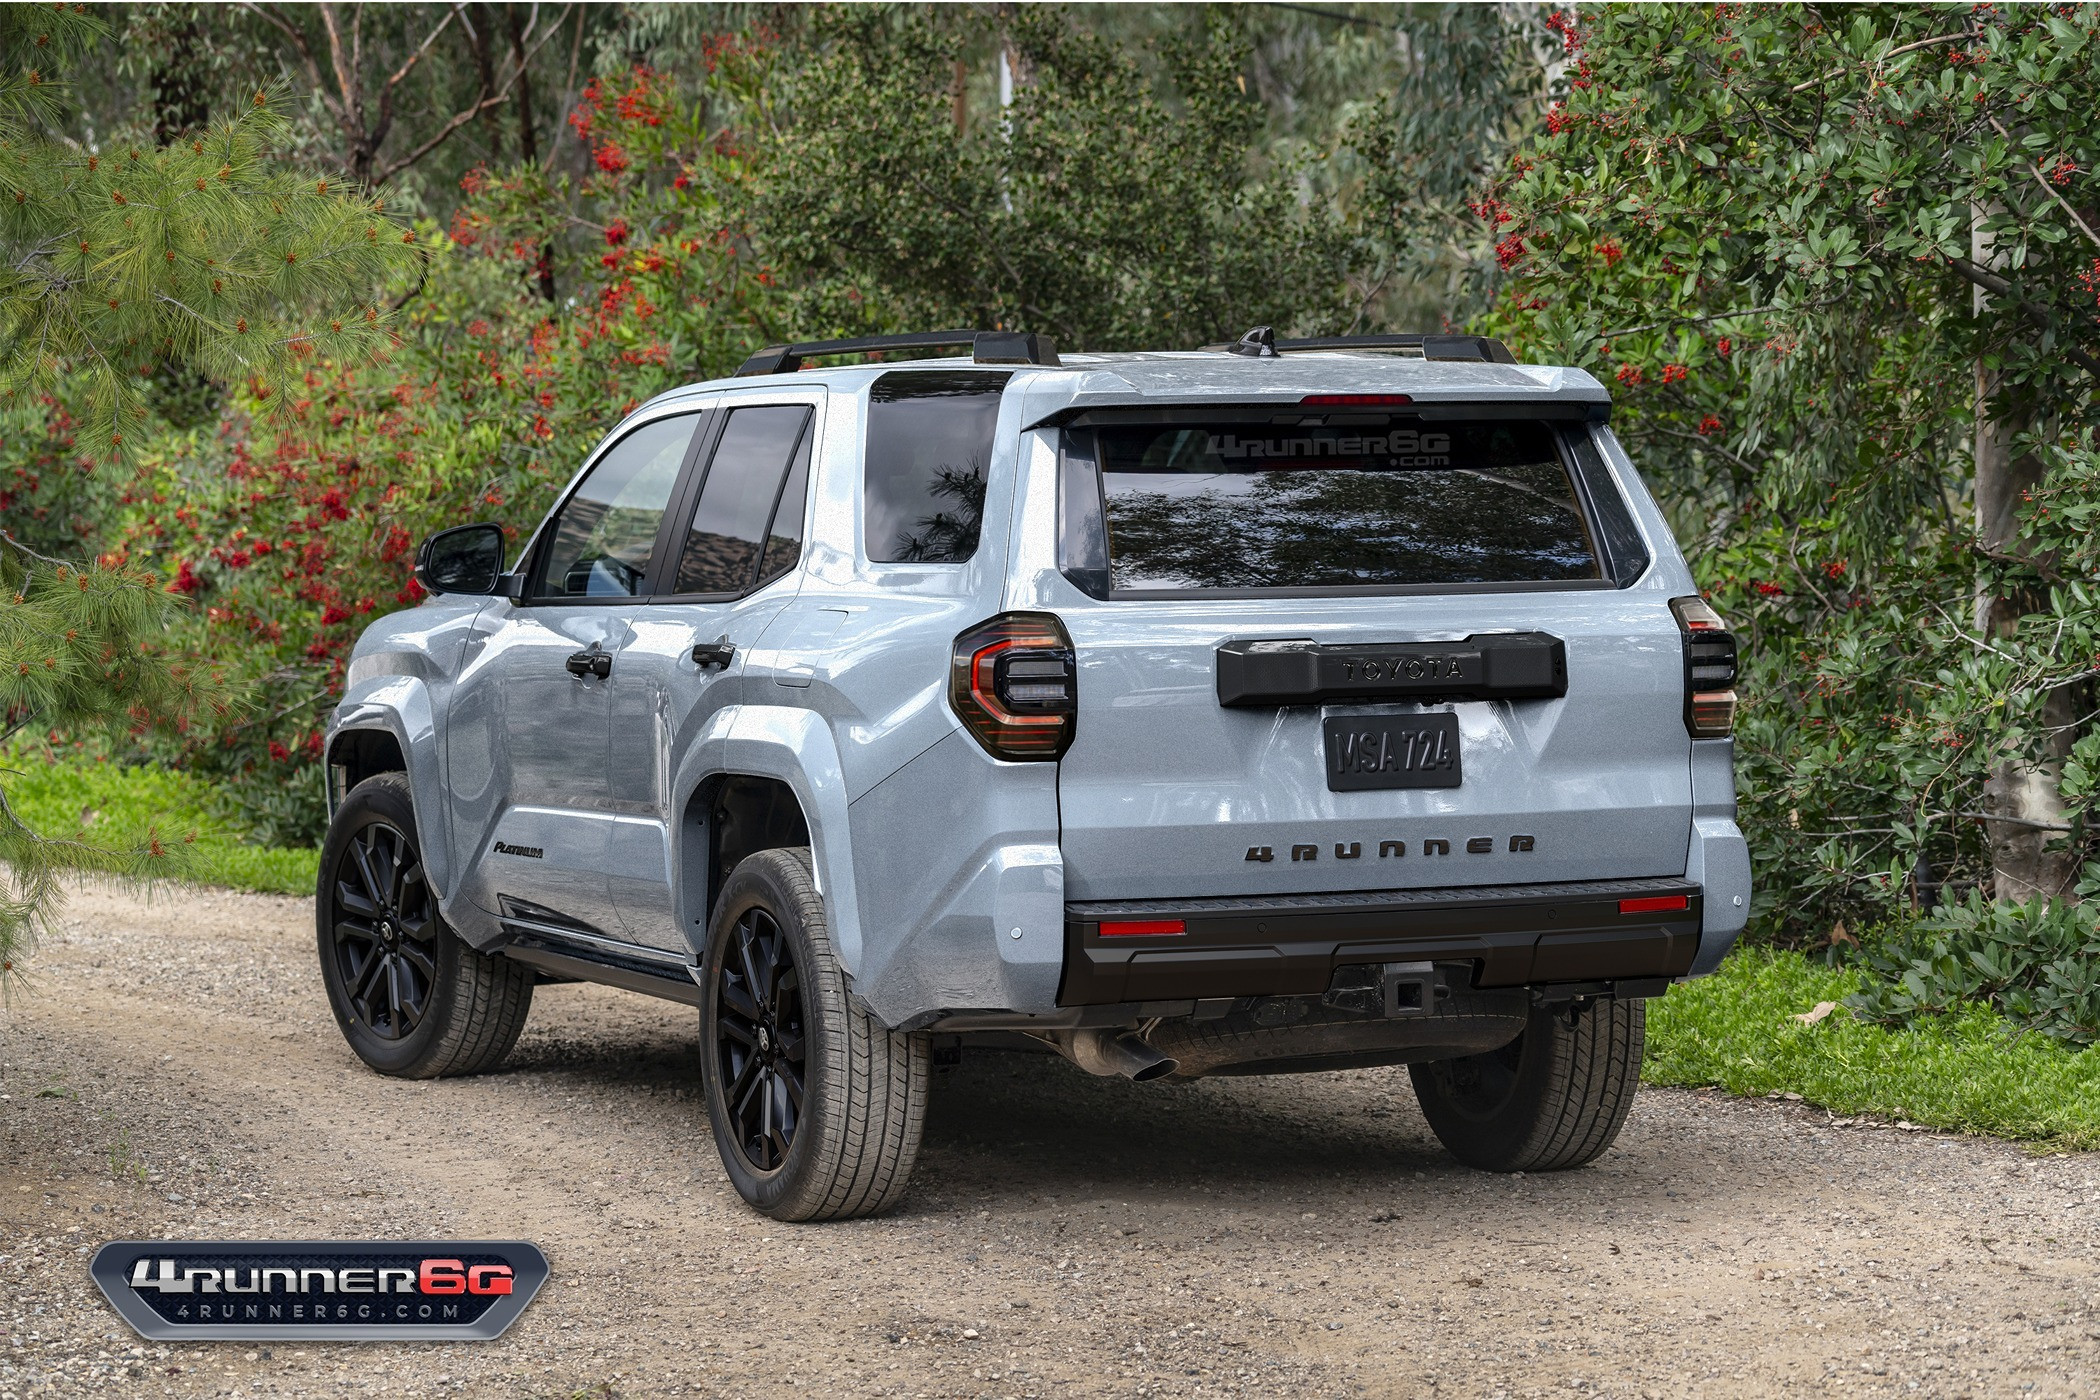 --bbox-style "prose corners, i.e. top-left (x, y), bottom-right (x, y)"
top-left (105, 58), bottom-right (783, 842)
top-left (0, 3), bottom-right (414, 974)
top-left (0, 8), bottom-right (414, 454)
top-left (1485, 6), bottom-right (2100, 939)
top-left (3, 743), bottom-right (315, 895)
top-left (1646, 948), bottom-right (2100, 1150)
top-left (752, 6), bottom-right (1356, 347)
top-left (1849, 893), bottom-right (2100, 1045)
top-left (0, 536), bottom-right (225, 978)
